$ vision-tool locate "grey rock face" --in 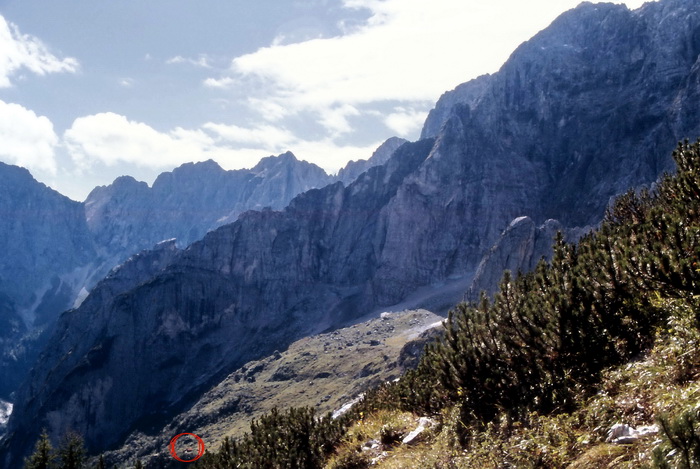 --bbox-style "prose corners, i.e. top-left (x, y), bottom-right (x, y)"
top-left (468, 217), bottom-right (565, 299)
top-left (421, 74), bottom-right (492, 140)
top-left (1, 138), bottom-right (436, 463)
top-left (85, 152), bottom-right (334, 256)
top-left (0, 163), bottom-right (98, 399)
top-left (6, 0), bottom-right (700, 464)
top-left (421, 0), bottom-right (700, 229)
top-left (336, 137), bottom-right (408, 185)
top-left (0, 163), bottom-right (97, 323)
top-left (0, 153), bottom-right (335, 399)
